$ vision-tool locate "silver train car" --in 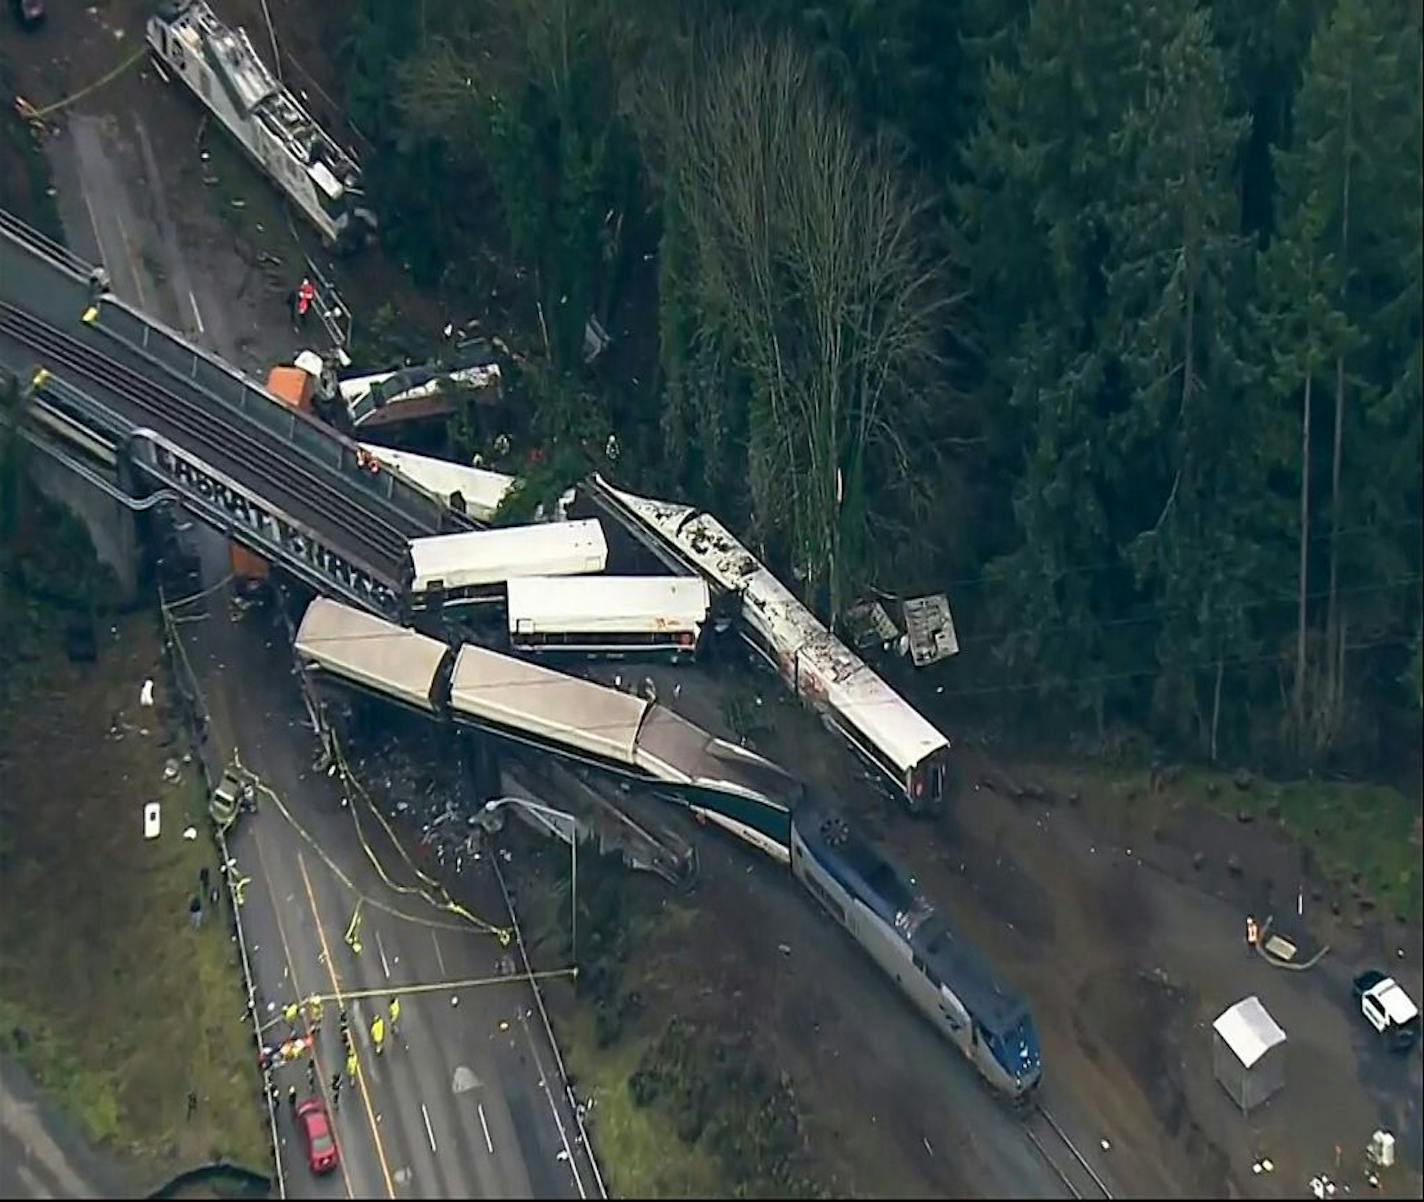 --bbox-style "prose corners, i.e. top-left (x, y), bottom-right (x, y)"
top-left (588, 475), bottom-right (952, 812)
top-left (147, 0), bottom-right (375, 251)
top-left (789, 804), bottom-right (1042, 1100)
top-left (293, 597), bottom-right (799, 860)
